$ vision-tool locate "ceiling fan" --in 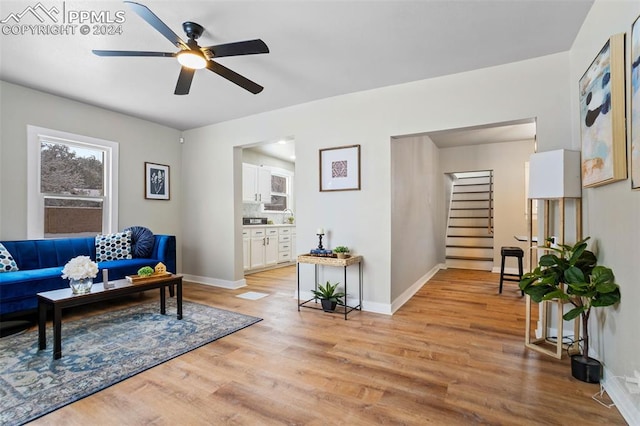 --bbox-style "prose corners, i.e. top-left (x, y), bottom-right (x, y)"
top-left (92, 1), bottom-right (269, 95)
